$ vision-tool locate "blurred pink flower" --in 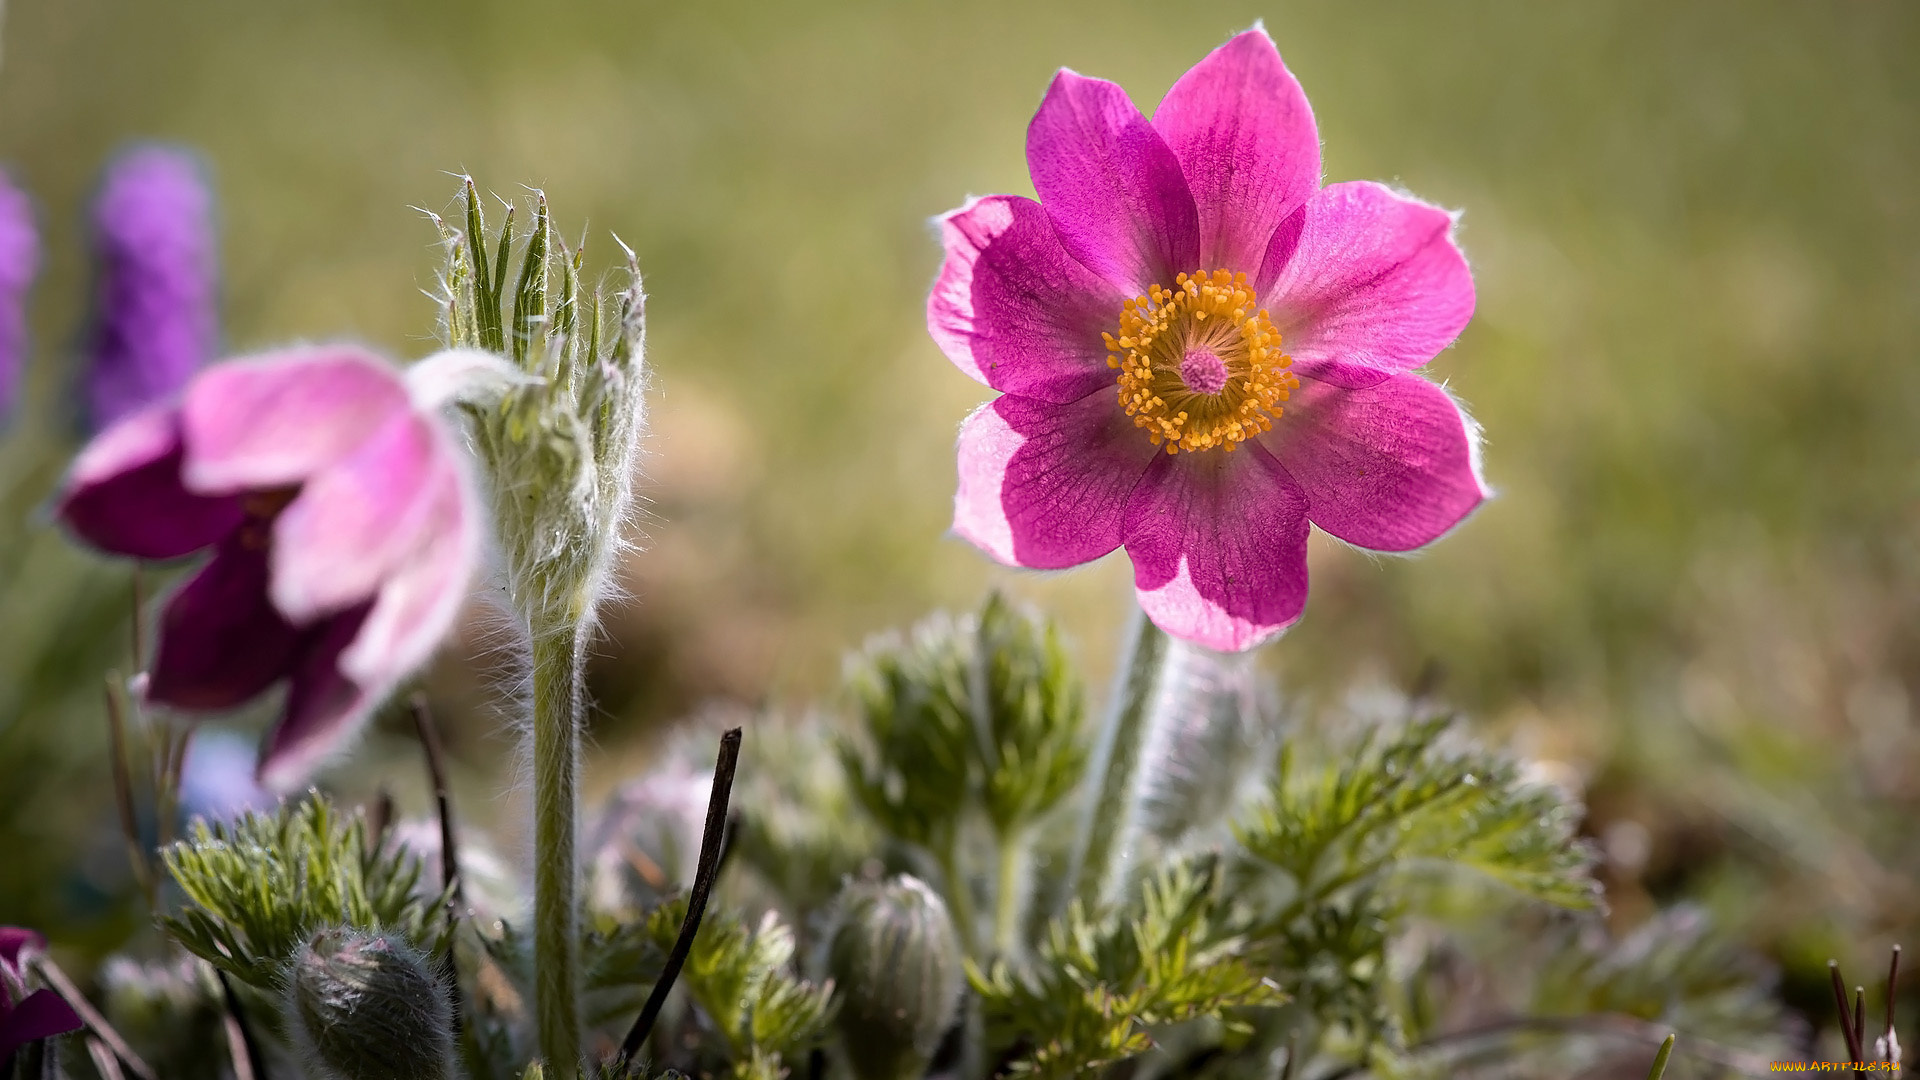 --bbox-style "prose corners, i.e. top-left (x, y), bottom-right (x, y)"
top-left (0, 927), bottom-right (84, 1066)
top-left (83, 145), bottom-right (219, 432)
top-left (930, 27), bottom-right (1485, 651)
top-left (58, 345), bottom-right (479, 790)
top-left (0, 168), bottom-right (39, 422)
